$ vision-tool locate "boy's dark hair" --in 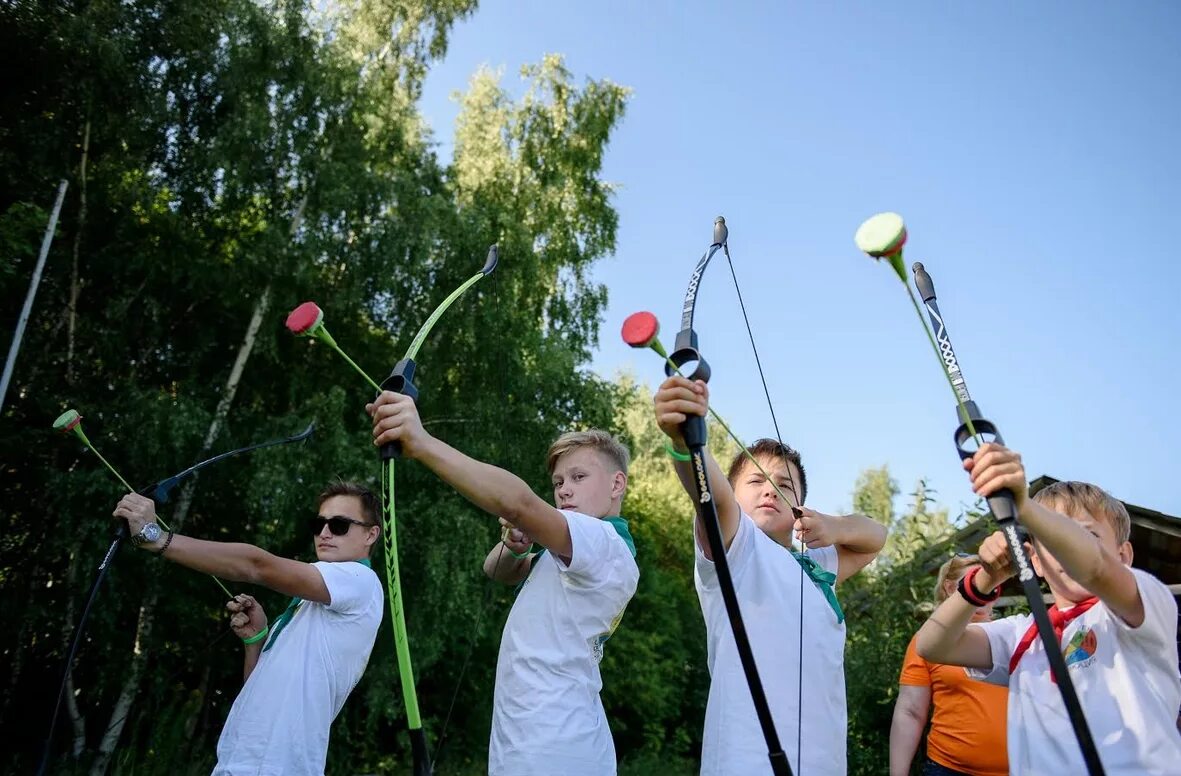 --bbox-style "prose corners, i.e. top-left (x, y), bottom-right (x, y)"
top-left (317, 481), bottom-right (380, 529)
top-left (726, 438), bottom-right (807, 505)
